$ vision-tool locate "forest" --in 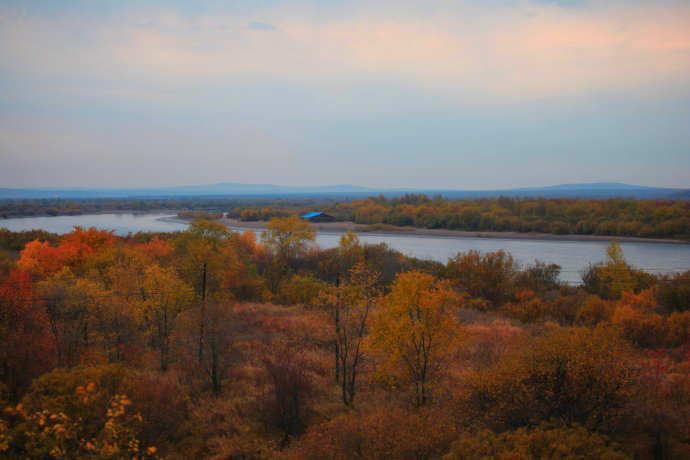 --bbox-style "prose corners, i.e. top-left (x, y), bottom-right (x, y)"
top-left (229, 195), bottom-right (690, 240)
top-left (0, 197), bottom-right (326, 219)
top-left (1, 216), bottom-right (689, 459)
top-left (3, 194), bottom-right (690, 240)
